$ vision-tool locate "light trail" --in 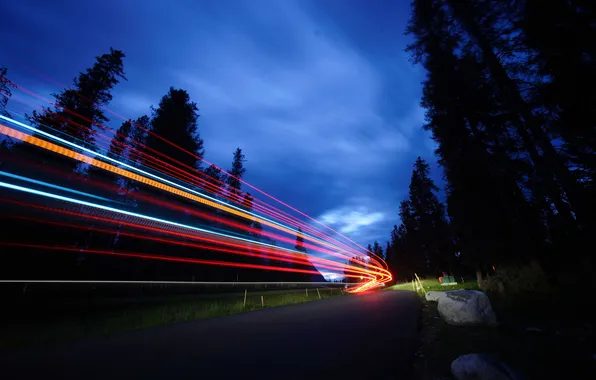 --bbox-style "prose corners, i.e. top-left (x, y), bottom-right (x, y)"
top-left (0, 212), bottom-right (373, 277)
top-left (0, 195), bottom-right (359, 266)
top-left (6, 93), bottom-right (336, 252)
top-left (0, 243), bottom-right (342, 277)
top-left (0, 118), bottom-right (354, 258)
top-left (0, 104), bottom-right (392, 290)
top-left (0, 182), bottom-right (389, 282)
top-left (0, 280), bottom-right (344, 286)
top-left (6, 81), bottom-right (384, 265)
top-left (0, 166), bottom-right (389, 290)
top-left (120, 114), bottom-right (387, 266)
top-left (0, 180), bottom-right (302, 255)
top-left (6, 95), bottom-right (378, 273)
top-left (8, 100), bottom-right (371, 263)
top-left (0, 170), bottom-right (119, 204)
top-left (0, 120), bottom-right (389, 277)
